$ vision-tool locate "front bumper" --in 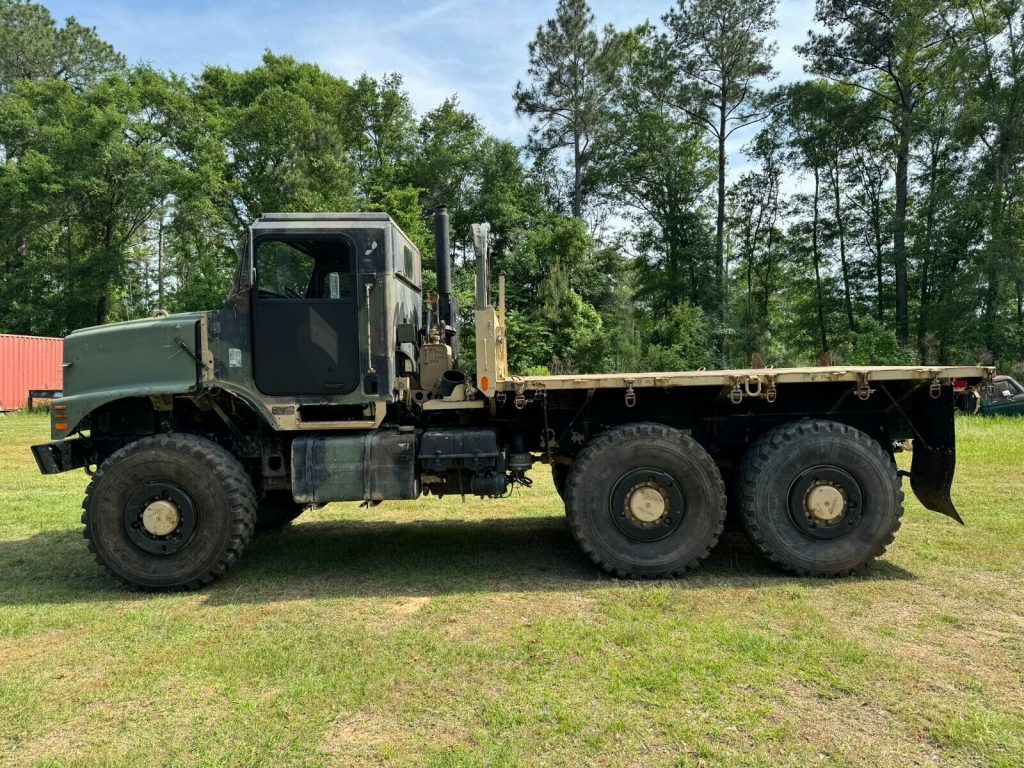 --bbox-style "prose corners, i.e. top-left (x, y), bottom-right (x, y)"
top-left (31, 439), bottom-right (96, 475)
